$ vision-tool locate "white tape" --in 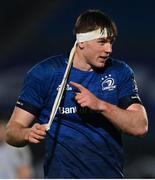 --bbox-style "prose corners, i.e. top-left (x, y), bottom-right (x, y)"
top-left (76, 28), bottom-right (108, 42)
top-left (46, 42), bottom-right (77, 131)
